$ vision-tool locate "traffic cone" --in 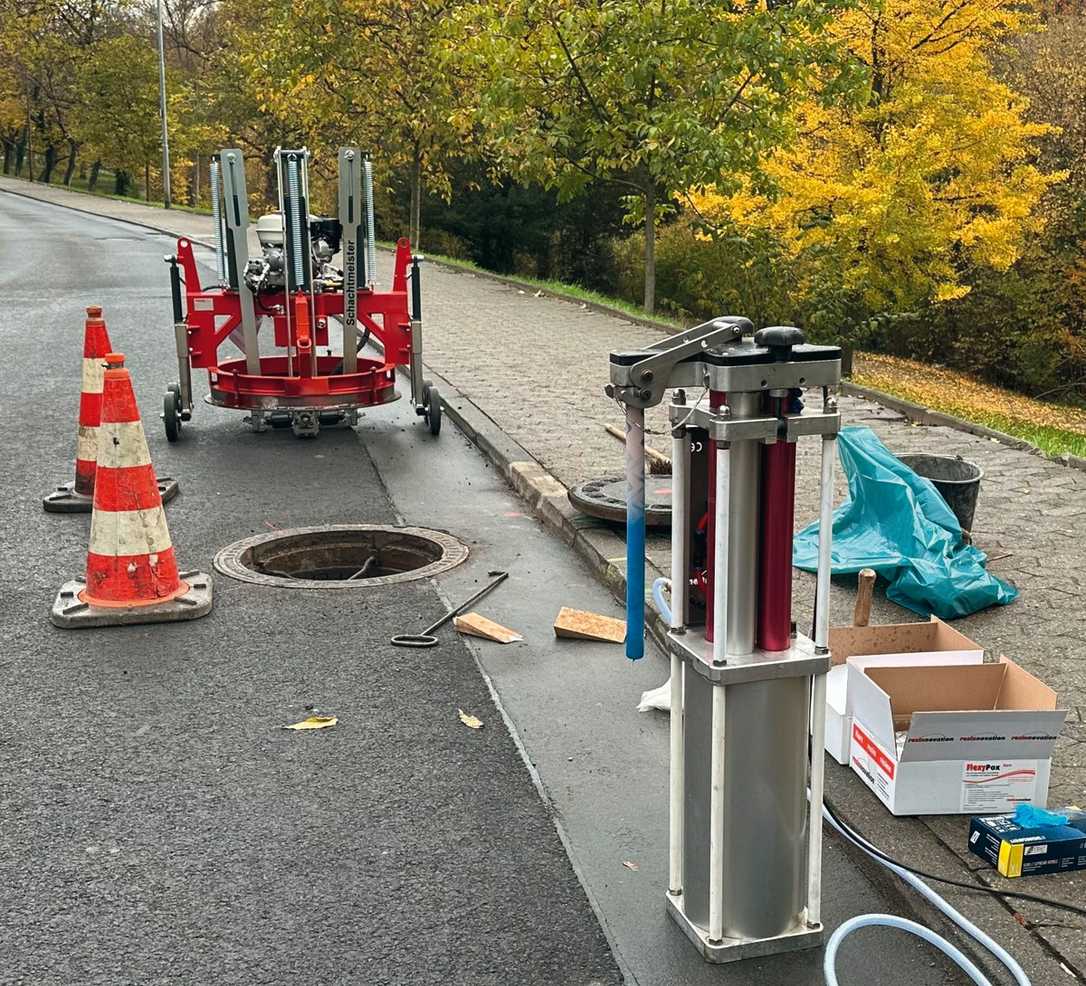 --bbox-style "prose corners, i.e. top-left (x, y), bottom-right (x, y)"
top-left (43, 307), bottom-right (179, 512)
top-left (51, 354), bottom-right (212, 628)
